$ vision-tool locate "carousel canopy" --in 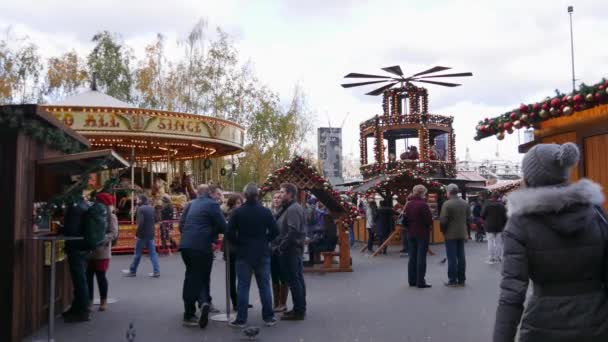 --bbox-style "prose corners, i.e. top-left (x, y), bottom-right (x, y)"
top-left (43, 90), bottom-right (245, 161)
top-left (53, 90), bottom-right (133, 109)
